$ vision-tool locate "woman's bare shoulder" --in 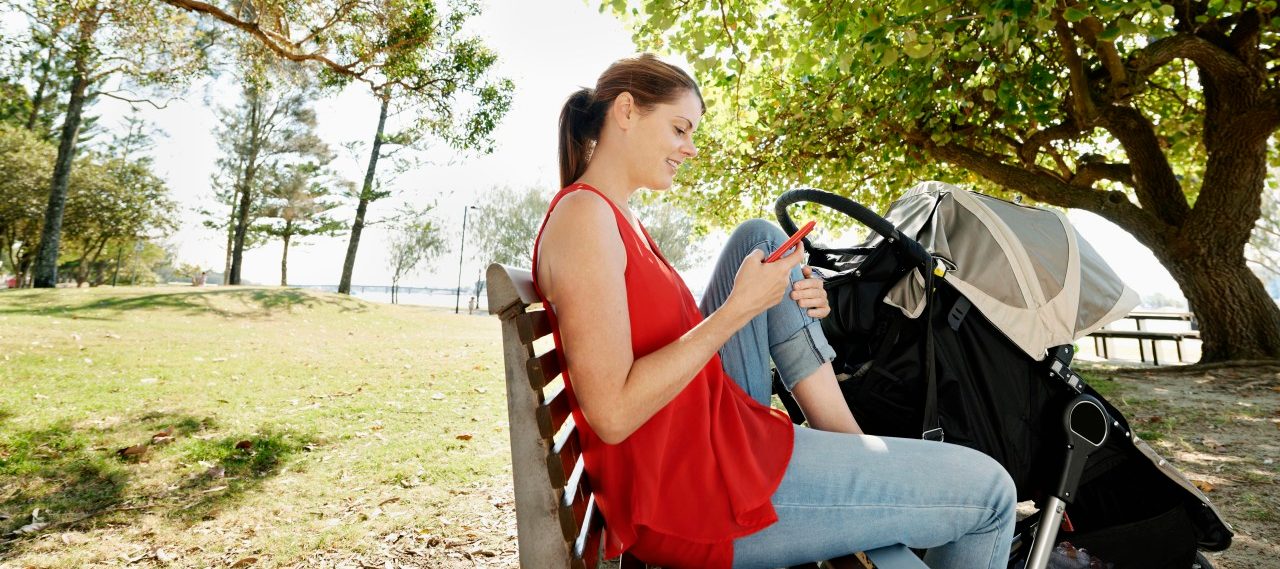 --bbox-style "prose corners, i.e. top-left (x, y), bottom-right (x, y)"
top-left (537, 190), bottom-right (626, 300)
top-left (541, 190), bottom-right (622, 250)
